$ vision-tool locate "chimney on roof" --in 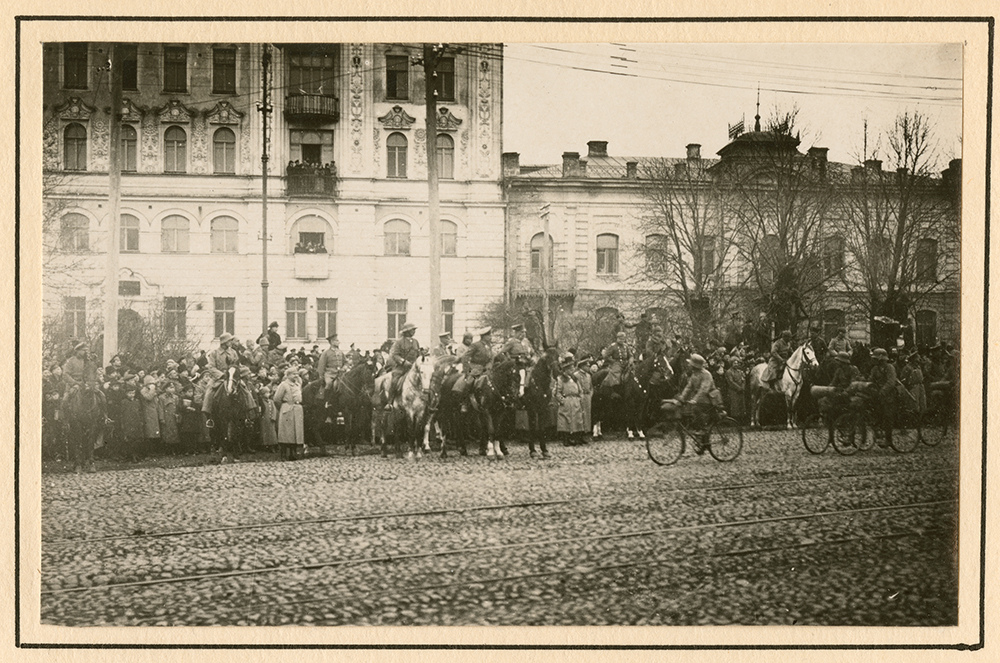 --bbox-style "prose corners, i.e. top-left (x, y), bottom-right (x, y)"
top-left (626, 161), bottom-right (638, 179)
top-left (686, 143), bottom-right (701, 162)
top-left (502, 152), bottom-right (520, 178)
top-left (864, 158), bottom-right (883, 172)
top-left (587, 140), bottom-right (608, 158)
top-left (808, 147), bottom-right (828, 178)
top-left (562, 151), bottom-right (581, 178)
